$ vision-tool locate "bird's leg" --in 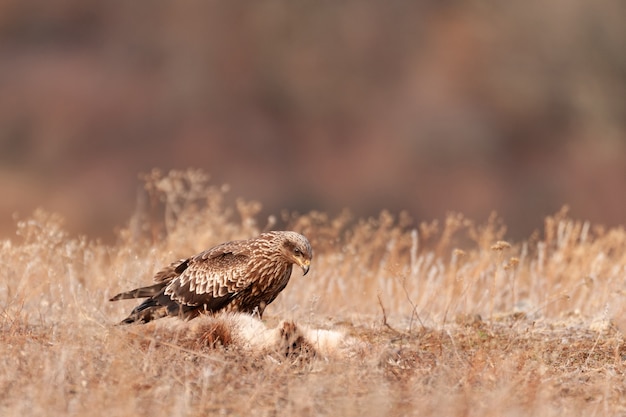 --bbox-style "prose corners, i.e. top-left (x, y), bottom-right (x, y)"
top-left (252, 302), bottom-right (267, 320)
